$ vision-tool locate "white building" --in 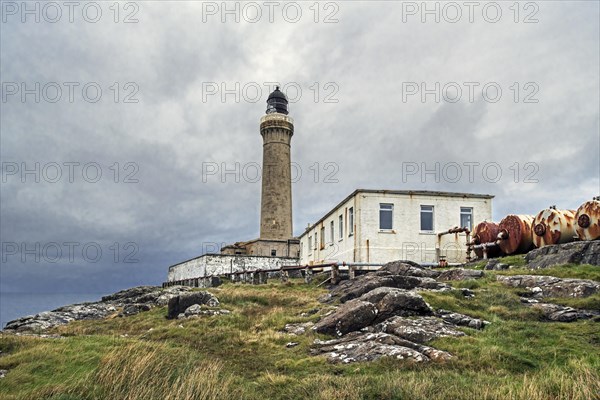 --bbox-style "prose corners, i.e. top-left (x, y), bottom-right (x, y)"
top-left (299, 190), bottom-right (493, 265)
